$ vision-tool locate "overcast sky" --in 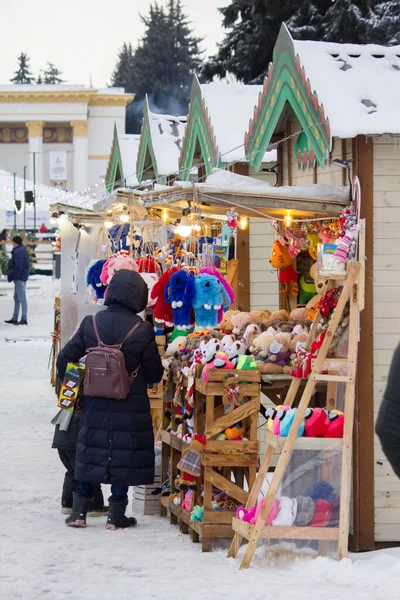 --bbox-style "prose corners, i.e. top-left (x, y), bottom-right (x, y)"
top-left (1, 0), bottom-right (231, 88)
